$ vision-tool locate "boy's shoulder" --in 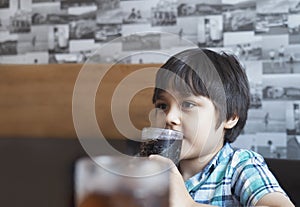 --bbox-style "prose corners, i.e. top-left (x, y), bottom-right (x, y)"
top-left (210, 143), bottom-right (267, 177)
top-left (229, 145), bottom-right (266, 169)
top-left (218, 143), bottom-right (264, 163)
